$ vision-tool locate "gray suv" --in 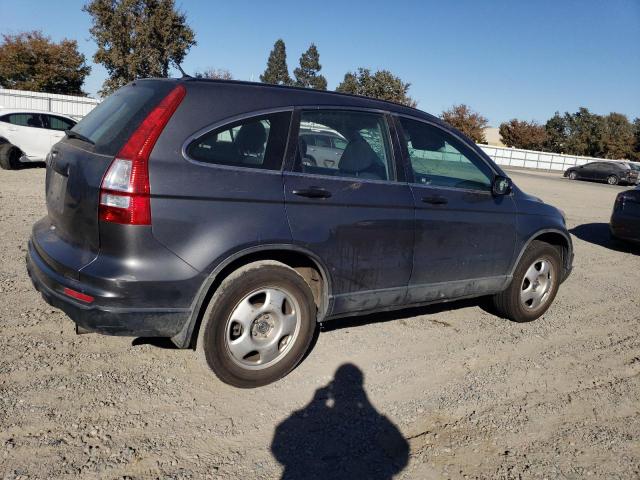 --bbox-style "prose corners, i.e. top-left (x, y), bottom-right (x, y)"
top-left (27, 79), bottom-right (573, 387)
